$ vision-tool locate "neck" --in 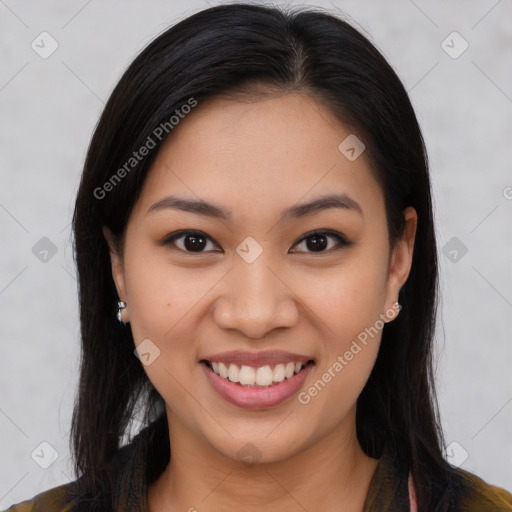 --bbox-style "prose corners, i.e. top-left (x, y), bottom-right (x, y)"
top-left (148, 406), bottom-right (379, 512)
